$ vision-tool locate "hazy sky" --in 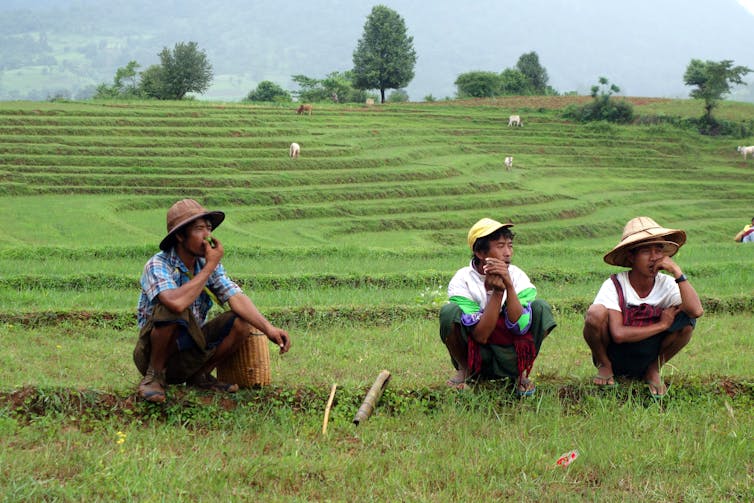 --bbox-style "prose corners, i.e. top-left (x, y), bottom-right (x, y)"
top-left (3, 0), bottom-right (754, 101)
top-left (738, 0), bottom-right (754, 14)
